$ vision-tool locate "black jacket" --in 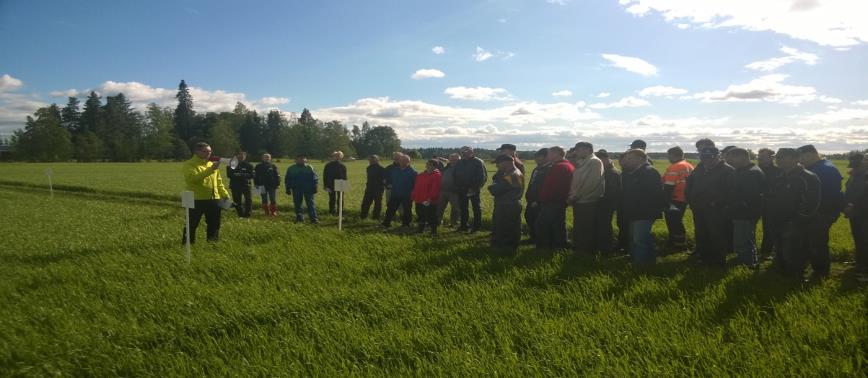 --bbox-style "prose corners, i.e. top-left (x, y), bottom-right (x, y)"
top-left (323, 161), bottom-right (347, 190)
top-left (759, 163), bottom-right (782, 182)
top-left (620, 162), bottom-right (663, 221)
top-left (727, 163), bottom-right (766, 220)
top-left (365, 163), bottom-right (386, 191)
top-left (766, 167), bottom-right (821, 225)
top-left (227, 160), bottom-right (255, 189)
top-left (454, 156), bottom-right (487, 191)
top-left (384, 162), bottom-right (400, 188)
top-left (846, 167), bottom-right (868, 217)
top-left (601, 165), bottom-right (622, 209)
top-left (525, 163), bottom-right (550, 203)
top-left (685, 161), bottom-right (736, 210)
top-left (253, 162), bottom-right (280, 189)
